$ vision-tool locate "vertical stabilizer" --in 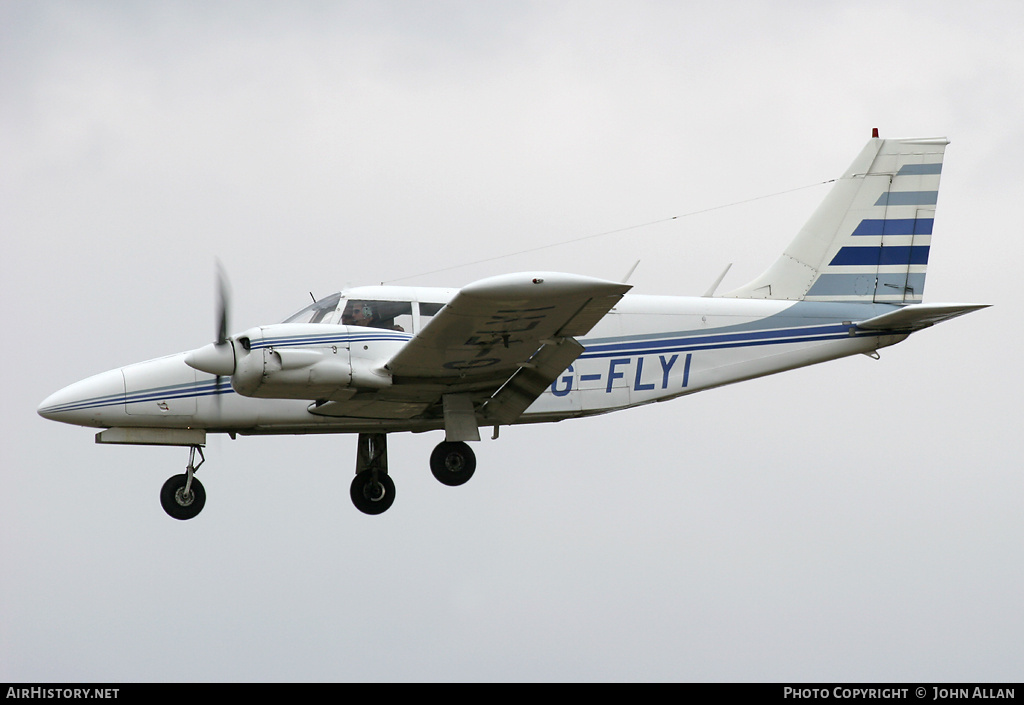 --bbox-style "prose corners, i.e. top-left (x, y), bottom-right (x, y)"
top-left (722, 134), bottom-right (948, 303)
